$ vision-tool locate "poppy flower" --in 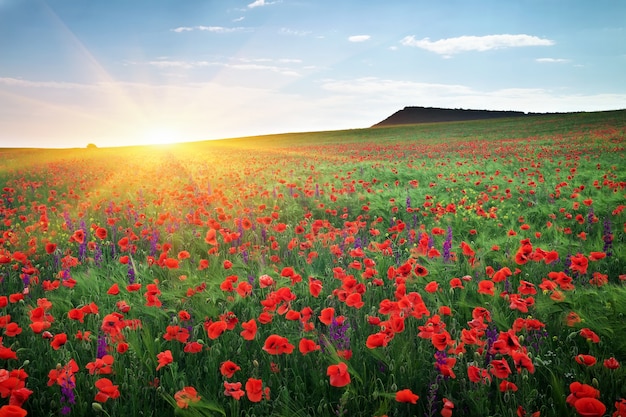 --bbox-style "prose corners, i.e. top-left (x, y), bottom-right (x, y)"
top-left (573, 397), bottom-right (606, 417)
top-left (205, 229), bottom-right (218, 246)
top-left (566, 382), bottom-right (600, 406)
top-left (206, 321), bottom-right (228, 340)
top-left (575, 354), bottom-right (597, 367)
top-left (477, 280), bottom-right (495, 296)
top-left (240, 319), bottom-right (257, 341)
top-left (86, 355), bottom-right (115, 375)
top-left (183, 341), bottom-right (203, 353)
top-left (45, 243), bottom-right (57, 254)
top-left (414, 264), bottom-right (429, 277)
top-left (156, 350), bottom-right (173, 370)
top-left (298, 338), bottom-right (320, 355)
top-left (569, 254), bottom-right (589, 275)
top-left (366, 332), bottom-right (391, 349)
top-left (223, 381), bottom-right (245, 400)
top-left (425, 281), bottom-right (439, 293)
top-left (107, 283), bottom-right (120, 295)
top-left (50, 333), bottom-right (67, 350)
top-left (262, 334), bottom-right (294, 355)
top-left (603, 357), bottom-right (620, 370)
top-left (245, 378), bottom-right (265, 402)
top-left (174, 386), bottom-right (201, 409)
top-left (579, 328), bottom-right (600, 343)
top-left (489, 359), bottom-right (512, 379)
top-left (94, 378), bottom-right (120, 402)
top-left (70, 229), bottom-right (85, 244)
top-left (441, 398), bottom-right (455, 417)
top-left (395, 388), bottom-right (419, 404)
top-left (318, 307), bottom-right (335, 326)
top-left (345, 293), bottom-right (364, 309)
top-left (0, 405), bottom-right (27, 417)
top-left (499, 380), bottom-right (518, 392)
top-left (219, 360), bottom-right (240, 378)
top-left (327, 362), bottom-right (351, 387)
